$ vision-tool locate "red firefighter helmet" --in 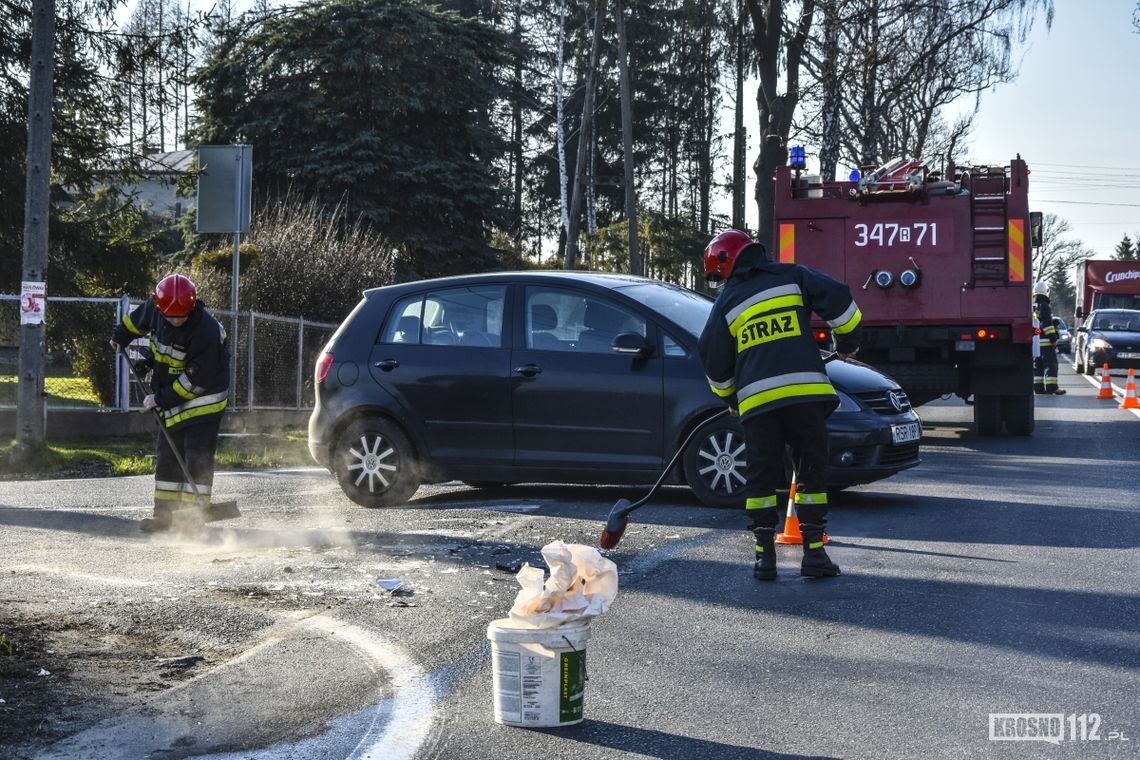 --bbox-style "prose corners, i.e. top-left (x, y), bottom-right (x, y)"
top-left (154, 274), bottom-right (197, 317)
top-left (703, 229), bottom-right (754, 284)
